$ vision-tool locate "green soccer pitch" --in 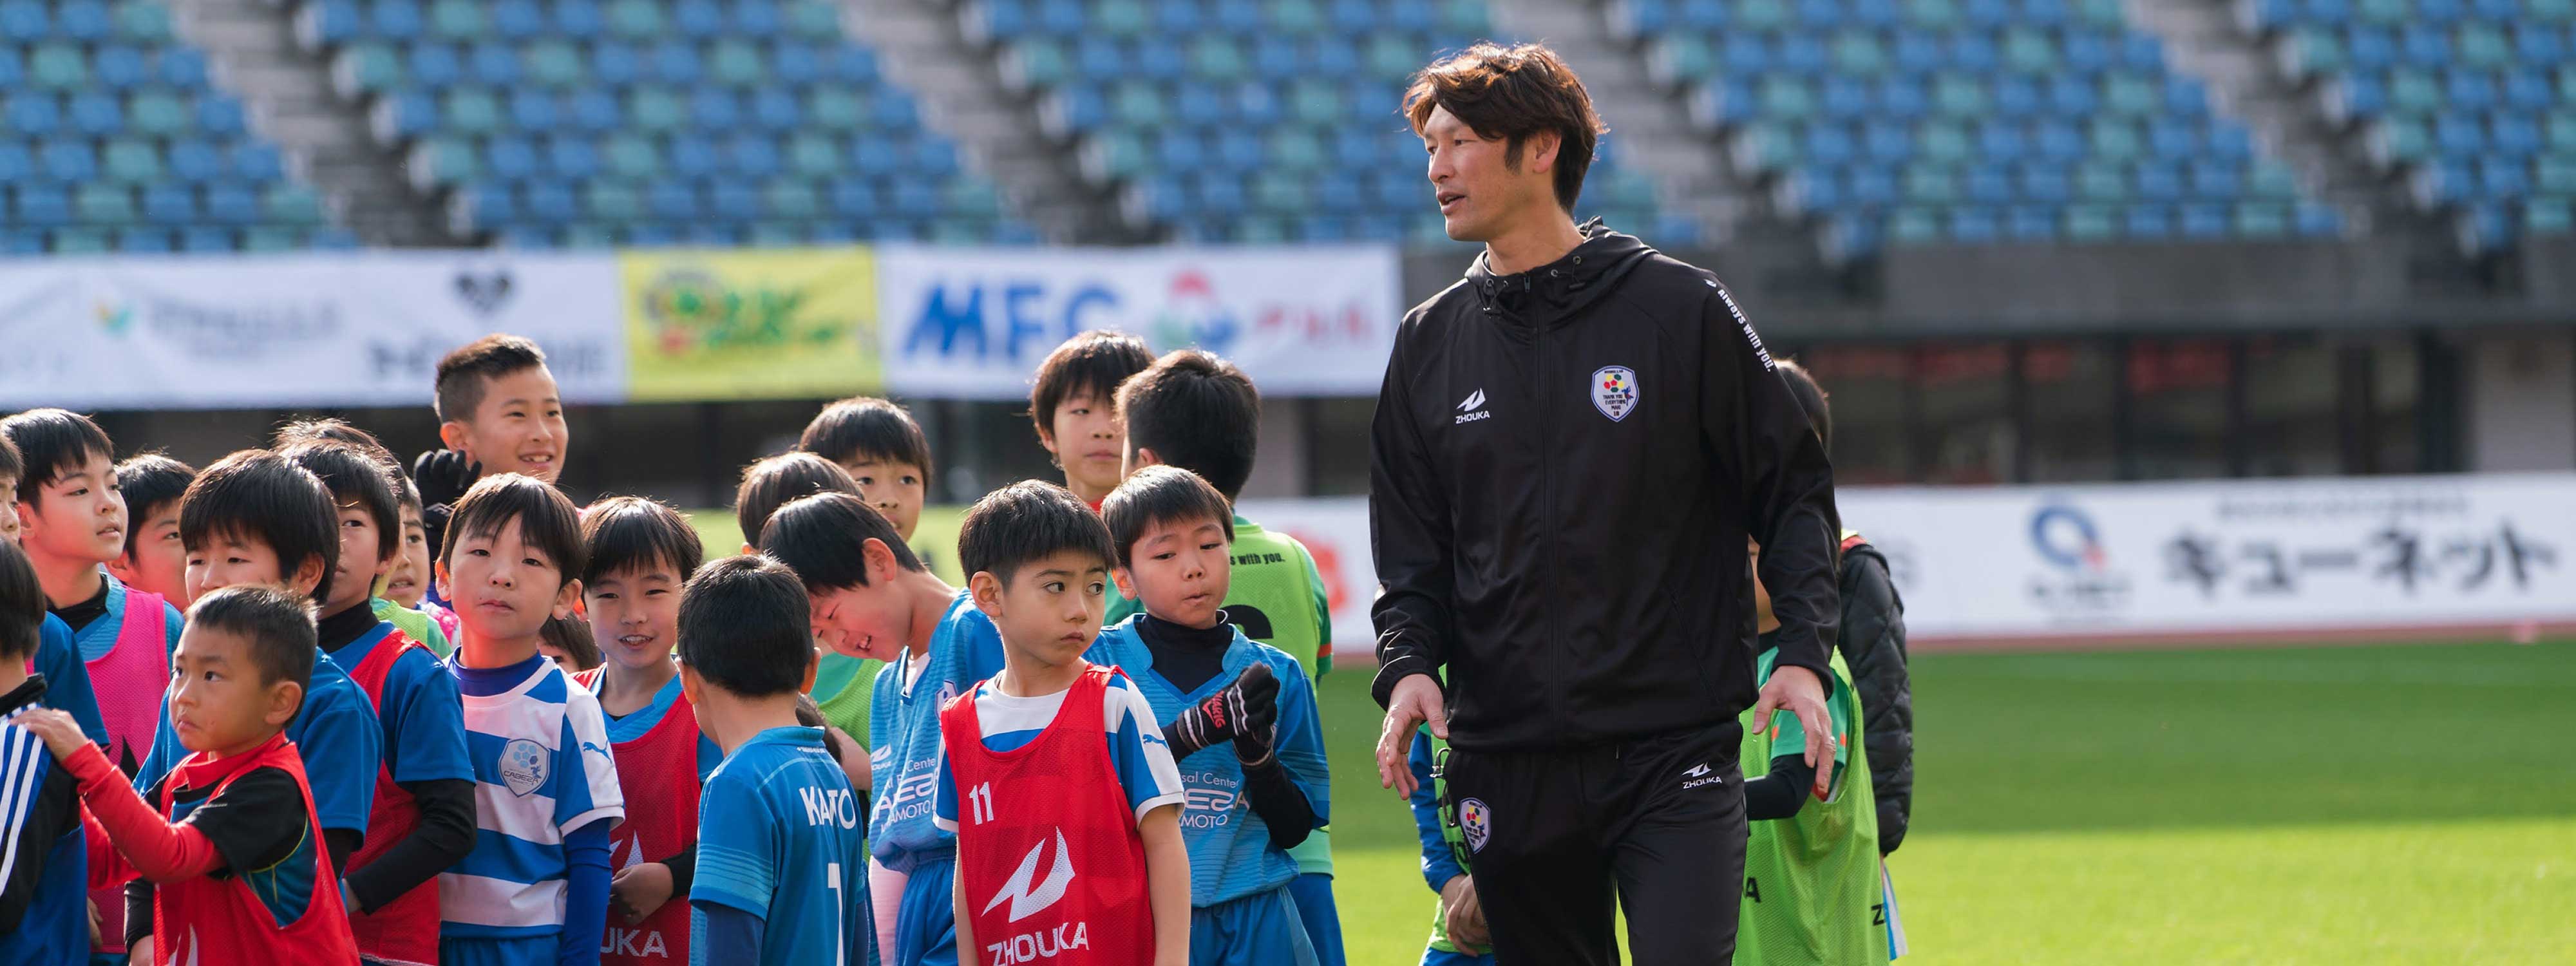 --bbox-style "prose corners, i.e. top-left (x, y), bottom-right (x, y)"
top-left (1311, 641), bottom-right (2576, 965)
